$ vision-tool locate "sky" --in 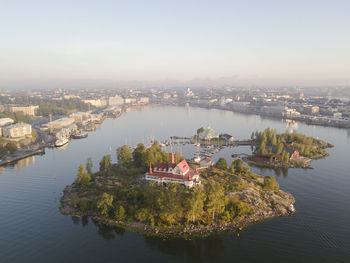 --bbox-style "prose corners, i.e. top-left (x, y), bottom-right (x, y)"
top-left (0, 0), bottom-right (349, 88)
